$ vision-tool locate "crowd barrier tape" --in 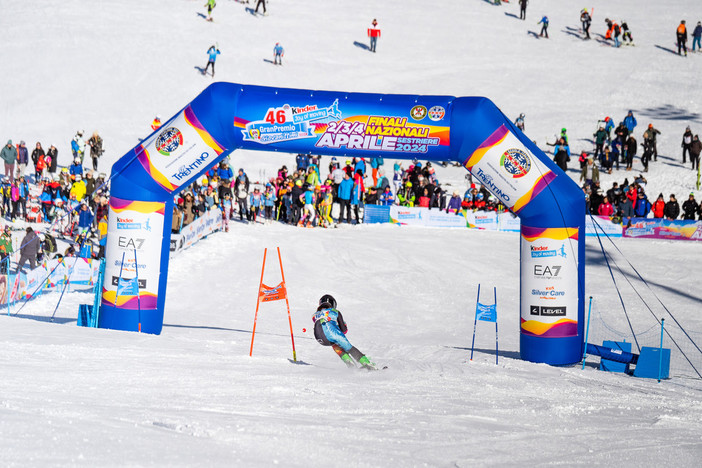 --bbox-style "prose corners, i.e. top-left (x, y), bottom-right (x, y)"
top-left (0, 257), bottom-right (100, 305)
top-left (623, 217), bottom-right (702, 241)
top-left (170, 209), bottom-right (223, 255)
